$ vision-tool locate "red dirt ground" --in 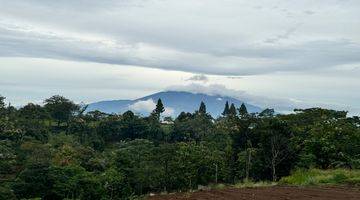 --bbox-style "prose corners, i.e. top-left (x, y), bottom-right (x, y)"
top-left (148, 186), bottom-right (360, 200)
